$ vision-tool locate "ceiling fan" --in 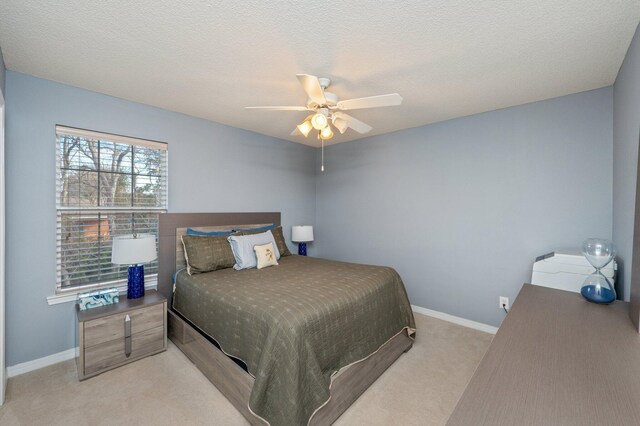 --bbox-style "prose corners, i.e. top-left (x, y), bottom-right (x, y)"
top-left (245, 74), bottom-right (403, 141)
